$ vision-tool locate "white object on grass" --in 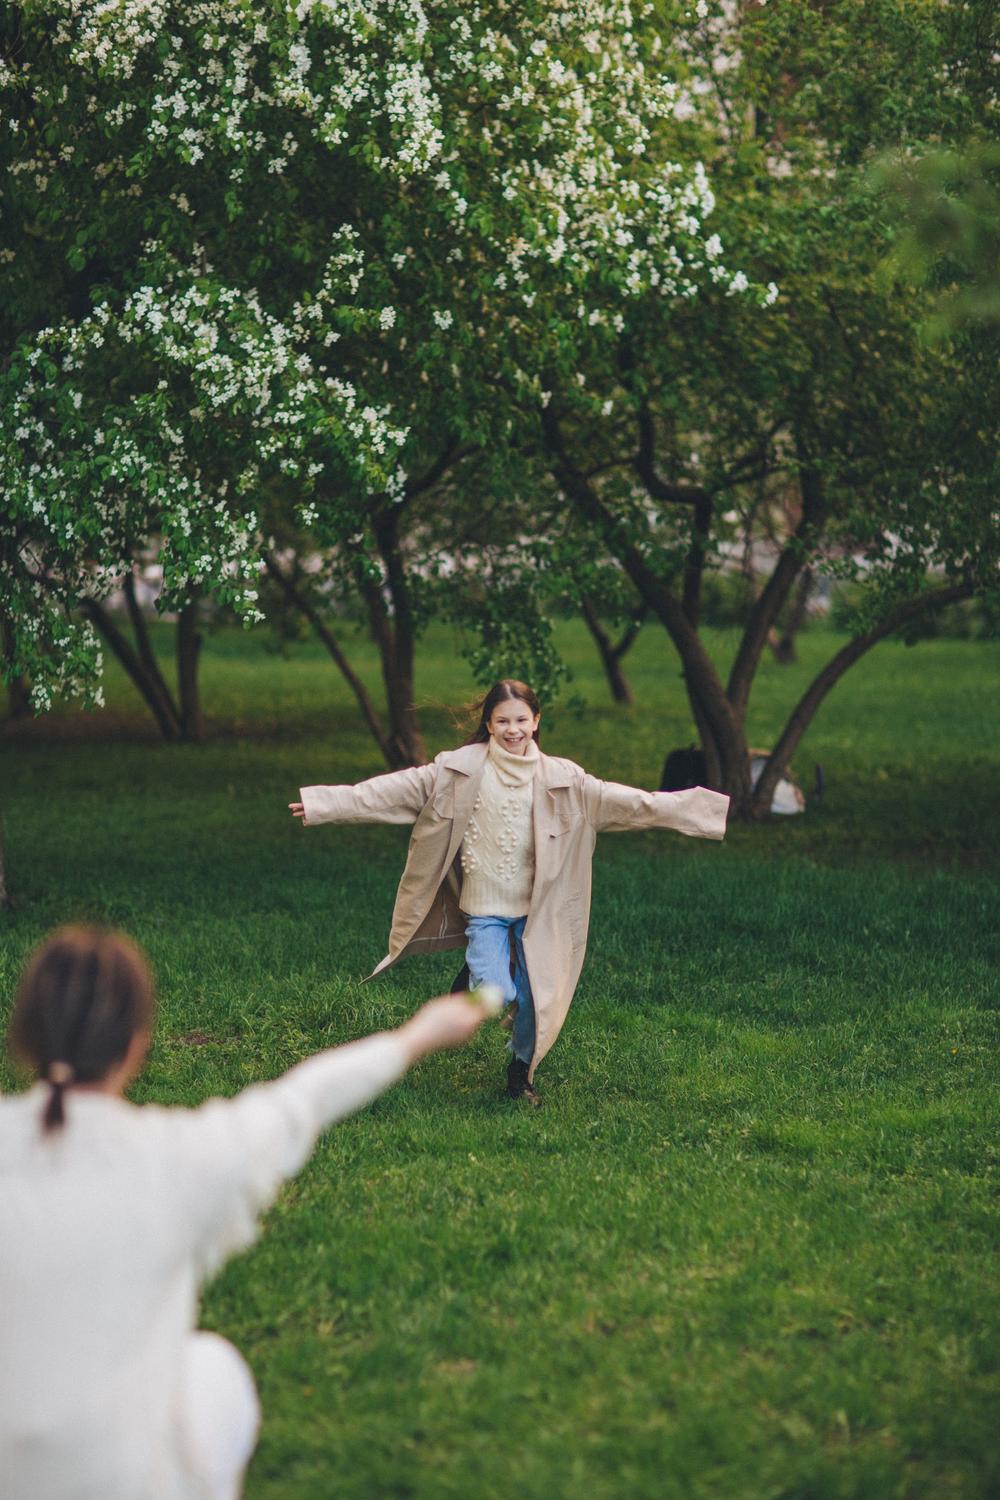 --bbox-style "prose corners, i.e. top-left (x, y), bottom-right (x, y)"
top-left (749, 750), bottom-right (806, 815)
